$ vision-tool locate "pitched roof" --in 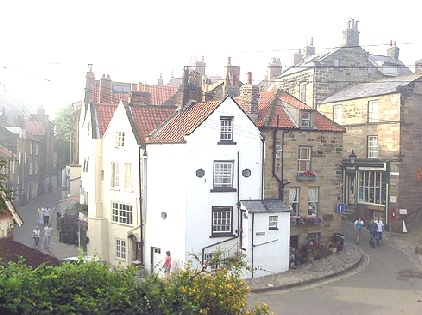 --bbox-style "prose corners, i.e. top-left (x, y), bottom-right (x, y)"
top-left (25, 120), bottom-right (46, 136)
top-left (240, 199), bottom-right (291, 213)
top-left (256, 90), bottom-right (344, 132)
top-left (0, 238), bottom-right (61, 268)
top-left (322, 74), bottom-right (422, 103)
top-left (92, 103), bottom-right (118, 138)
top-left (0, 146), bottom-right (16, 158)
top-left (148, 99), bottom-right (223, 143)
top-left (126, 104), bottom-right (177, 146)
